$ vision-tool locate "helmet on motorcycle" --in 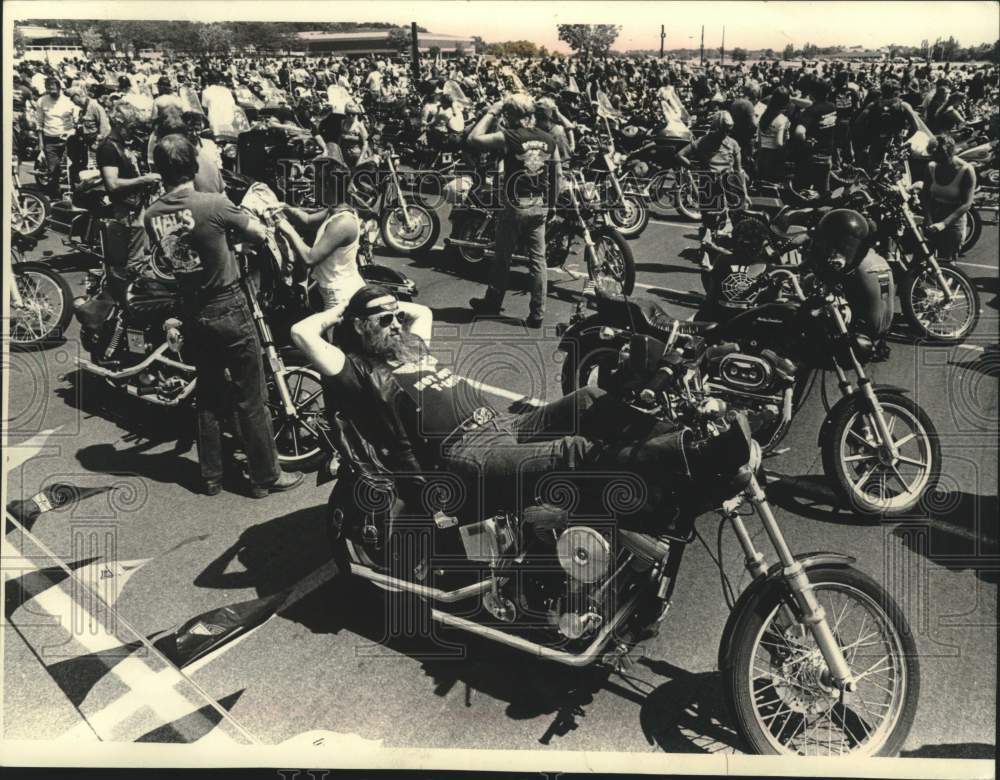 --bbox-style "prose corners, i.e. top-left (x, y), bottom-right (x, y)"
top-left (811, 209), bottom-right (872, 273)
